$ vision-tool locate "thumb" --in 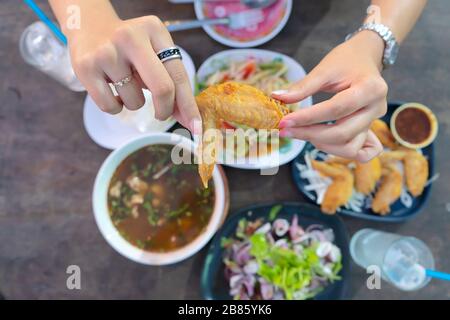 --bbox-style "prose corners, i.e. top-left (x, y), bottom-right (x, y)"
top-left (271, 69), bottom-right (325, 104)
top-left (356, 130), bottom-right (383, 163)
